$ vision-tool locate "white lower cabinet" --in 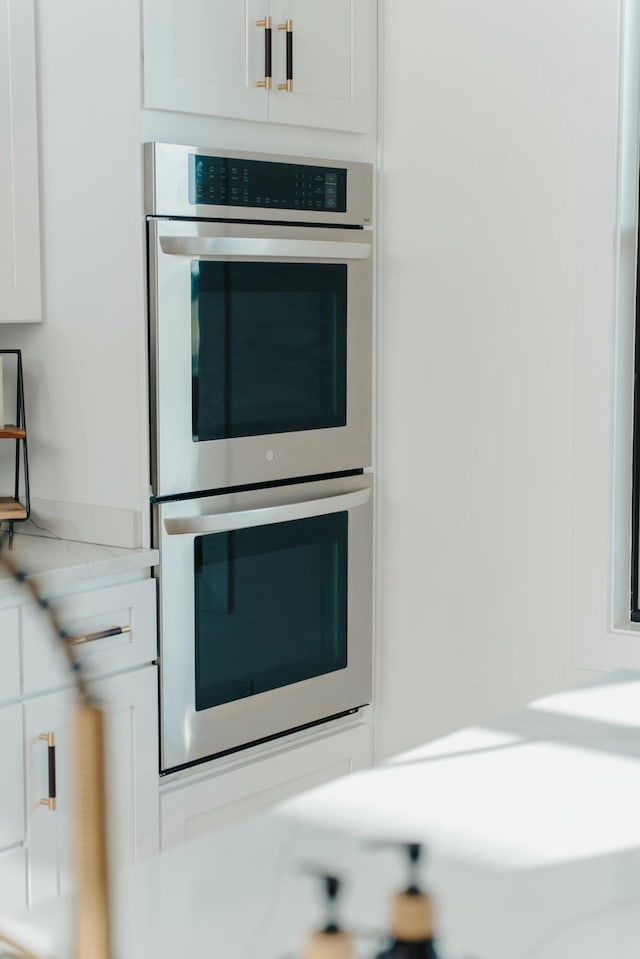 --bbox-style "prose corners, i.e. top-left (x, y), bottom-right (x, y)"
top-left (0, 847), bottom-right (27, 914)
top-left (24, 666), bottom-right (159, 908)
top-left (160, 717), bottom-right (372, 849)
top-left (0, 704), bottom-right (23, 853)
